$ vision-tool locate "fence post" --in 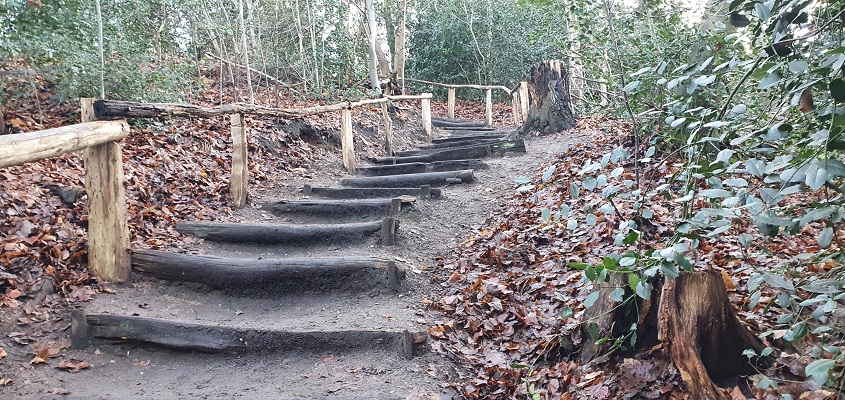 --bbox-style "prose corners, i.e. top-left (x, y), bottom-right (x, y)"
top-left (420, 95), bottom-right (432, 141)
top-left (511, 90), bottom-right (522, 125)
top-left (381, 102), bottom-right (393, 157)
top-left (341, 108), bottom-right (356, 173)
top-left (519, 82), bottom-right (529, 120)
top-left (80, 98), bottom-right (131, 282)
top-left (447, 87), bottom-right (456, 119)
top-left (485, 88), bottom-right (493, 126)
top-left (229, 113), bottom-right (248, 208)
